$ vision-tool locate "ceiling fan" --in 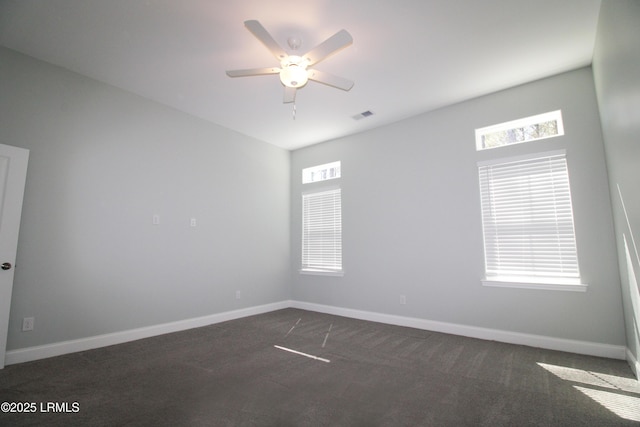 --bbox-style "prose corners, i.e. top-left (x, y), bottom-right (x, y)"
top-left (226, 20), bottom-right (354, 103)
